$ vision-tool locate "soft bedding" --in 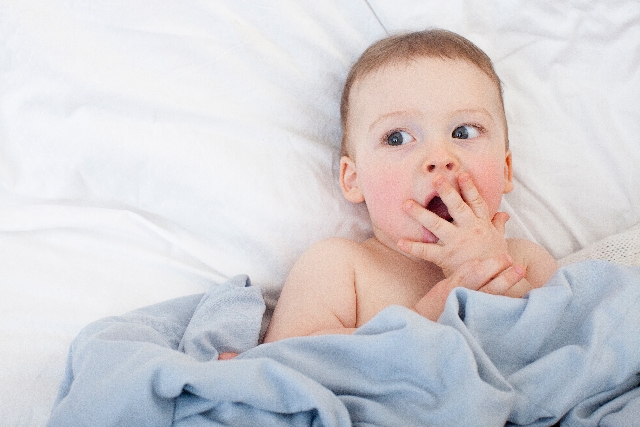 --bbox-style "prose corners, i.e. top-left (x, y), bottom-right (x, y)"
top-left (48, 261), bottom-right (640, 427)
top-left (2, 0), bottom-right (640, 426)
